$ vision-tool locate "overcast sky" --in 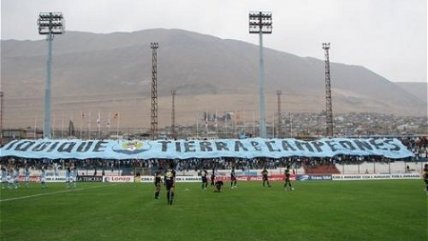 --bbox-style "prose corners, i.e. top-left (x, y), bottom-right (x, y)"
top-left (1, 0), bottom-right (426, 83)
